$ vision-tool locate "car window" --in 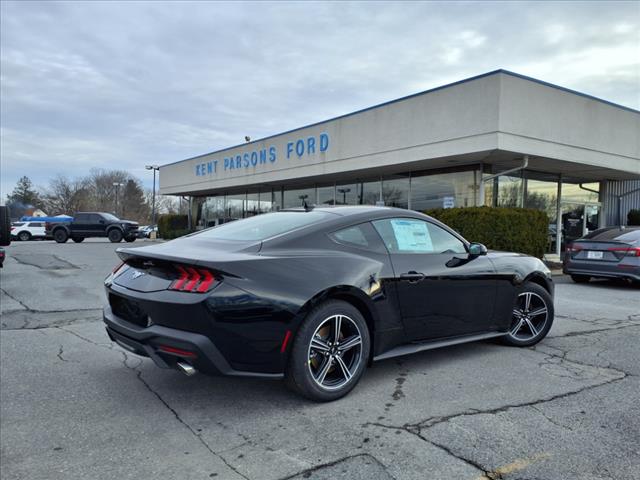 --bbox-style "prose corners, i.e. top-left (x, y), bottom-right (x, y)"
top-left (328, 223), bottom-right (386, 253)
top-left (372, 218), bottom-right (467, 254)
top-left (12, 222), bottom-right (25, 227)
top-left (90, 214), bottom-right (105, 223)
top-left (196, 211), bottom-right (333, 241)
top-left (28, 222), bottom-right (44, 227)
top-left (75, 213), bottom-right (89, 222)
top-left (101, 213), bottom-right (120, 222)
